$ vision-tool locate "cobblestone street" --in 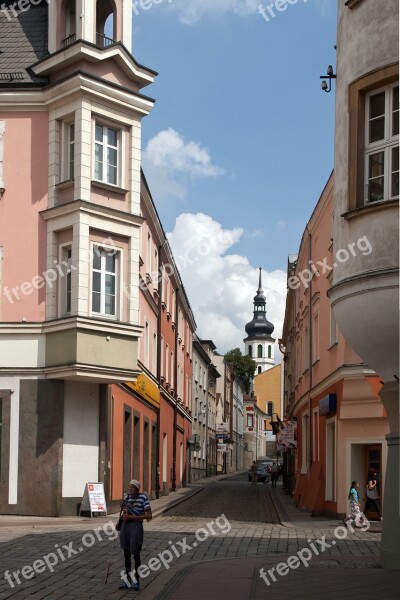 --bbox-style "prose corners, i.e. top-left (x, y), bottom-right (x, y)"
top-left (1, 475), bottom-right (395, 600)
